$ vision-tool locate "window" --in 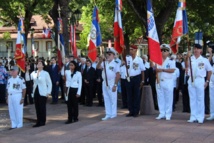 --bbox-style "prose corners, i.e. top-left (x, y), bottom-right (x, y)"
top-left (6, 41), bottom-right (13, 52)
top-left (46, 41), bottom-right (52, 51)
top-left (34, 41), bottom-right (39, 51)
